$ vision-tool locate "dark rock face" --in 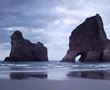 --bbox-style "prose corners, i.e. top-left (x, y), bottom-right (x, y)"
top-left (103, 40), bottom-right (110, 61)
top-left (5, 31), bottom-right (48, 61)
top-left (62, 14), bottom-right (110, 62)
